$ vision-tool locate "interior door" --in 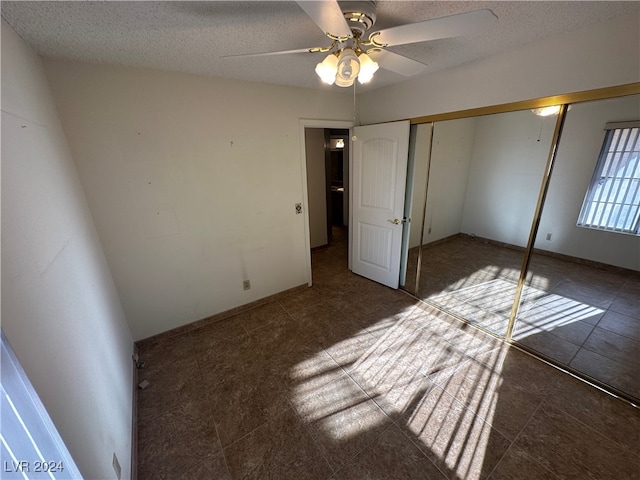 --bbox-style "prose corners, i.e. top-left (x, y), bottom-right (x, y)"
top-left (351, 121), bottom-right (410, 288)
